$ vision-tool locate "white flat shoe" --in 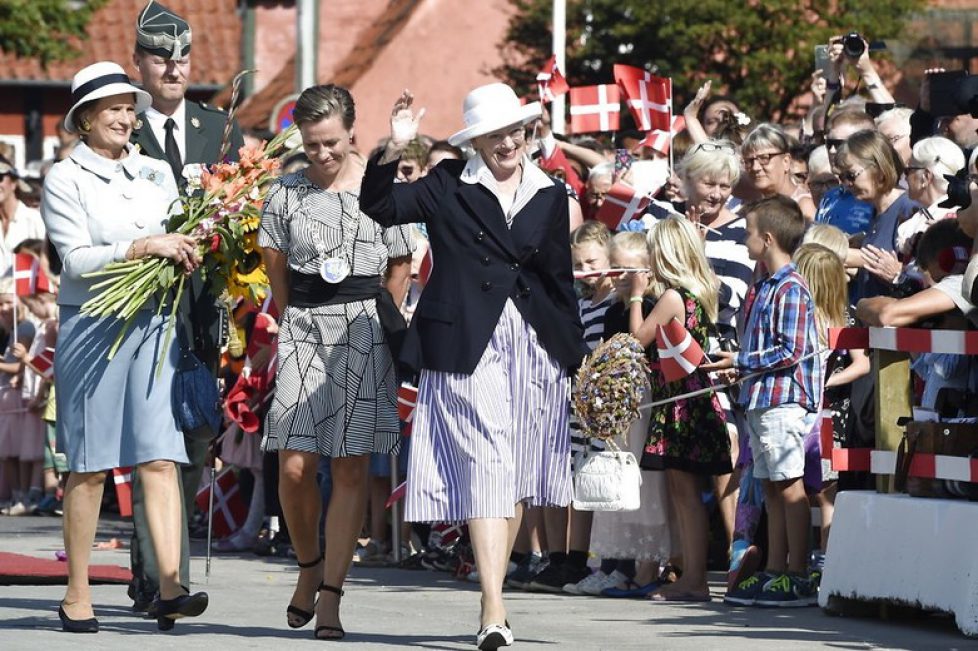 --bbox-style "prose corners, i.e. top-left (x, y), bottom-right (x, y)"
top-left (476, 623), bottom-right (513, 649)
